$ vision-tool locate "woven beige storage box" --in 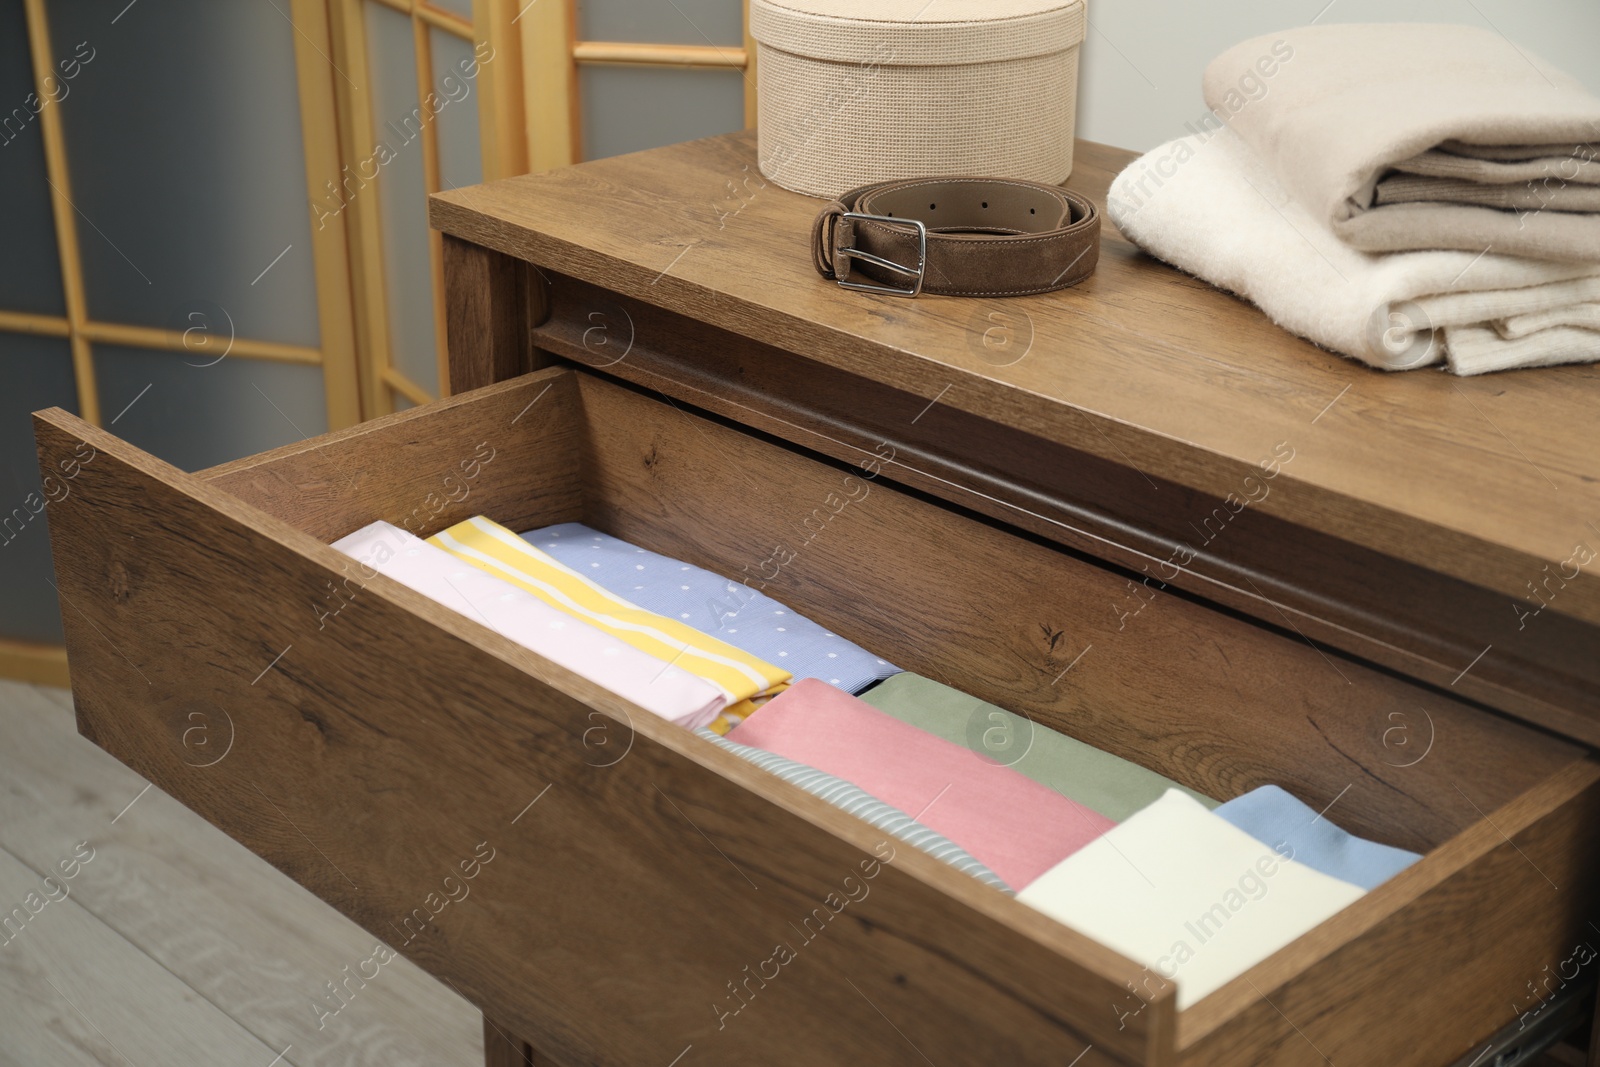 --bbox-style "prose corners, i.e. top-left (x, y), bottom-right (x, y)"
top-left (750, 0), bottom-right (1087, 198)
